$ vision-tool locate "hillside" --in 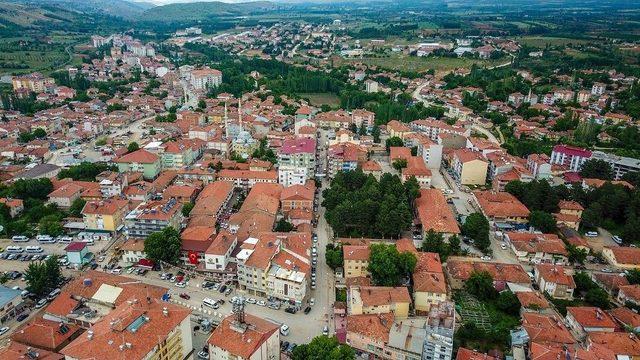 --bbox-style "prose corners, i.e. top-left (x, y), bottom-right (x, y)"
top-left (141, 1), bottom-right (276, 22)
top-left (11, 0), bottom-right (152, 20)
